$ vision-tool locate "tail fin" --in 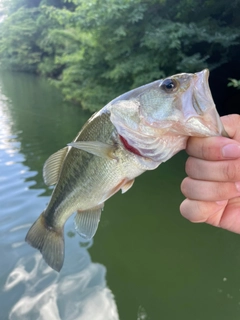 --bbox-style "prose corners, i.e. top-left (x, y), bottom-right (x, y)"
top-left (25, 213), bottom-right (64, 272)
